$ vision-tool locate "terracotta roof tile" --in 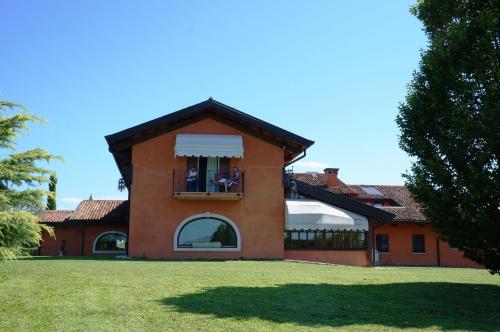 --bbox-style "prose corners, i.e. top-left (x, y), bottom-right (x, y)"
top-left (293, 173), bottom-right (357, 195)
top-left (68, 200), bottom-right (128, 222)
top-left (292, 173), bottom-right (426, 223)
top-left (38, 200), bottom-right (128, 224)
top-left (37, 210), bottom-right (73, 223)
top-left (293, 172), bottom-right (327, 186)
top-left (350, 185), bottom-right (427, 223)
top-left (379, 206), bottom-right (427, 223)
